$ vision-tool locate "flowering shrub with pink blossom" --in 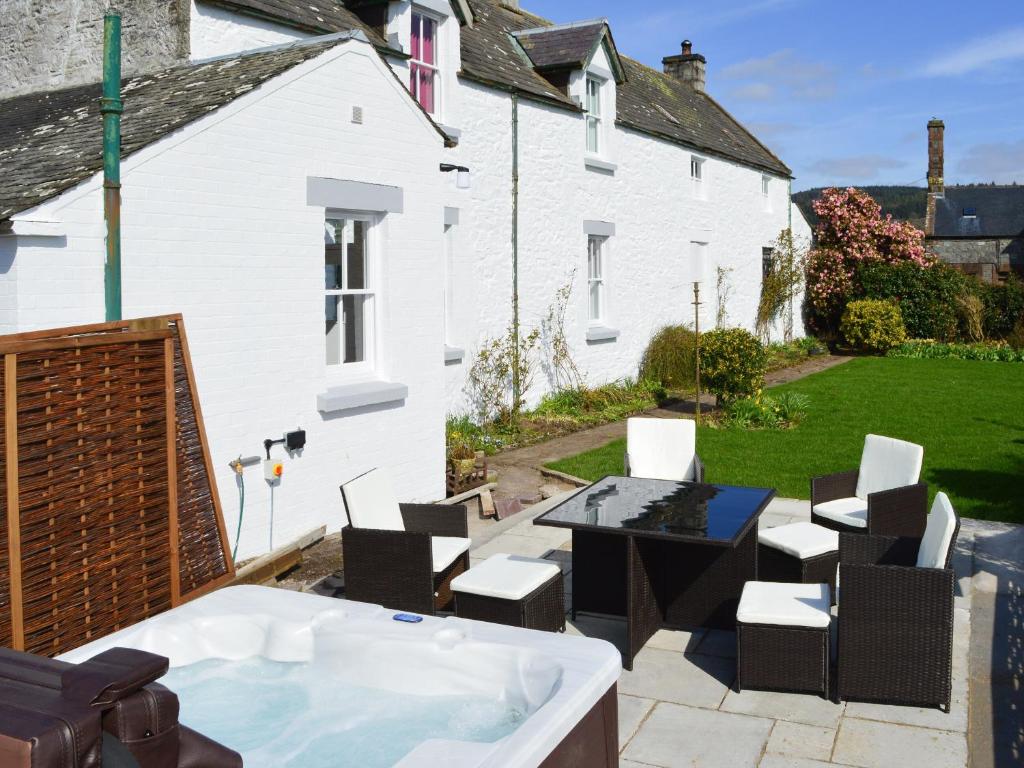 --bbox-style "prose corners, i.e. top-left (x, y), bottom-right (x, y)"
top-left (805, 187), bottom-right (934, 337)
